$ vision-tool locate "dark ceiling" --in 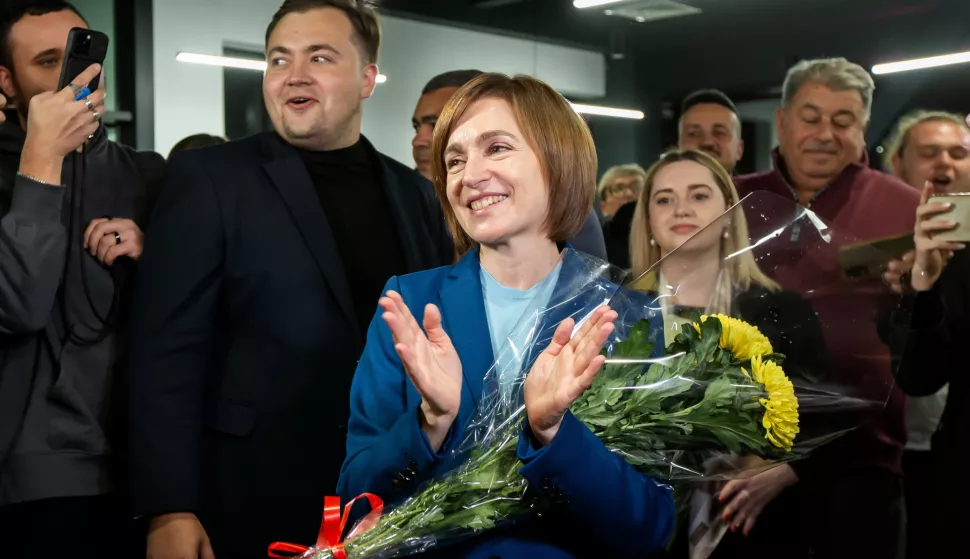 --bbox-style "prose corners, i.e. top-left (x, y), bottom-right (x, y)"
top-left (379, 0), bottom-right (970, 99)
